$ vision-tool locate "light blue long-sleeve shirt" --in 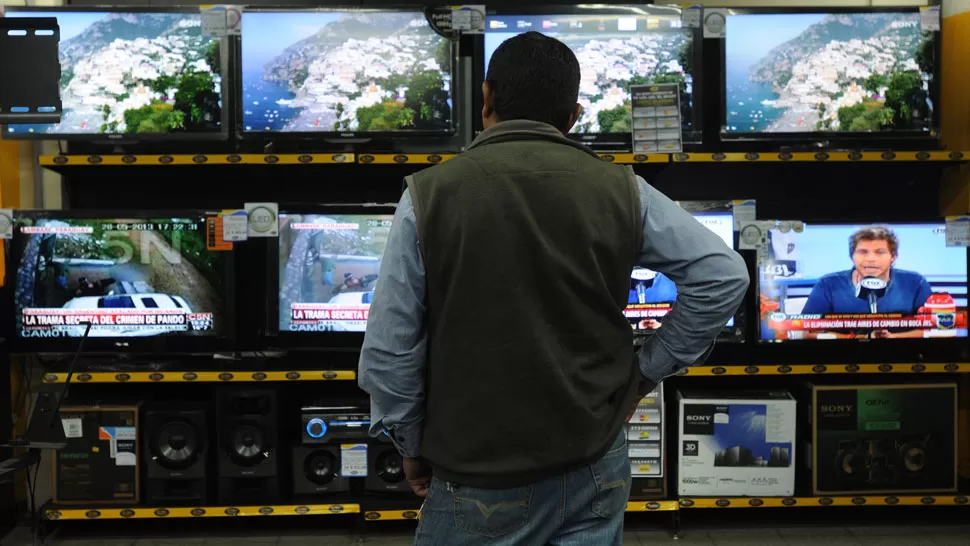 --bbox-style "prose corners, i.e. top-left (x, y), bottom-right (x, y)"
top-left (358, 176), bottom-right (749, 458)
